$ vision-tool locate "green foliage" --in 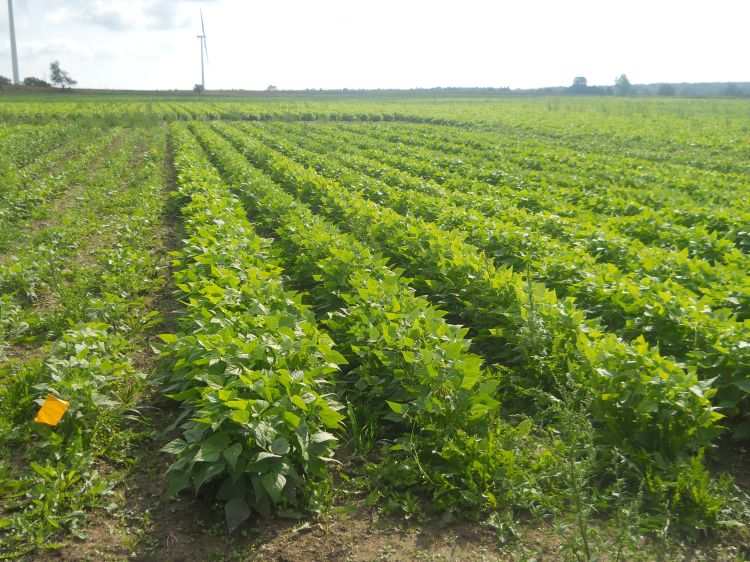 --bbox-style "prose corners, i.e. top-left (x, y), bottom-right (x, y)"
top-left (201, 120), bottom-right (738, 534)
top-left (1, 323), bottom-right (146, 553)
top-left (184, 122), bottom-right (516, 521)
top-left (22, 76), bottom-right (50, 87)
top-left (49, 61), bottom-right (77, 89)
top-left (159, 125), bottom-right (345, 531)
top-left (614, 74), bottom-right (633, 96)
top-left (1, 98), bottom-right (748, 554)
top-left (0, 125), bottom-right (169, 556)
